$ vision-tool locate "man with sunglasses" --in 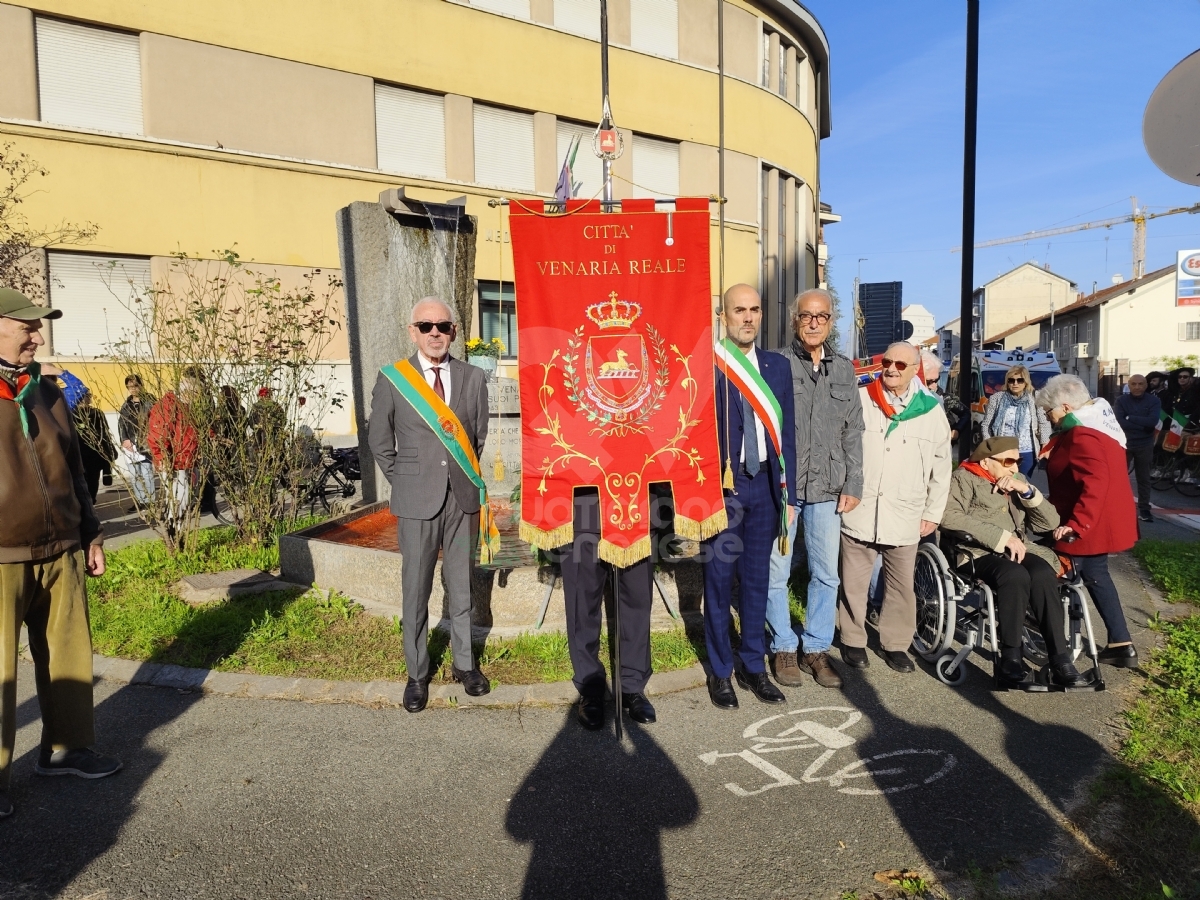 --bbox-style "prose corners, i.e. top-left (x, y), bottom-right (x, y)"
top-left (764, 288), bottom-right (863, 690)
top-left (839, 342), bottom-right (951, 674)
top-left (367, 297), bottom-right (492, 713)
top-left (940, 436), bottom-right (1087, 689)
